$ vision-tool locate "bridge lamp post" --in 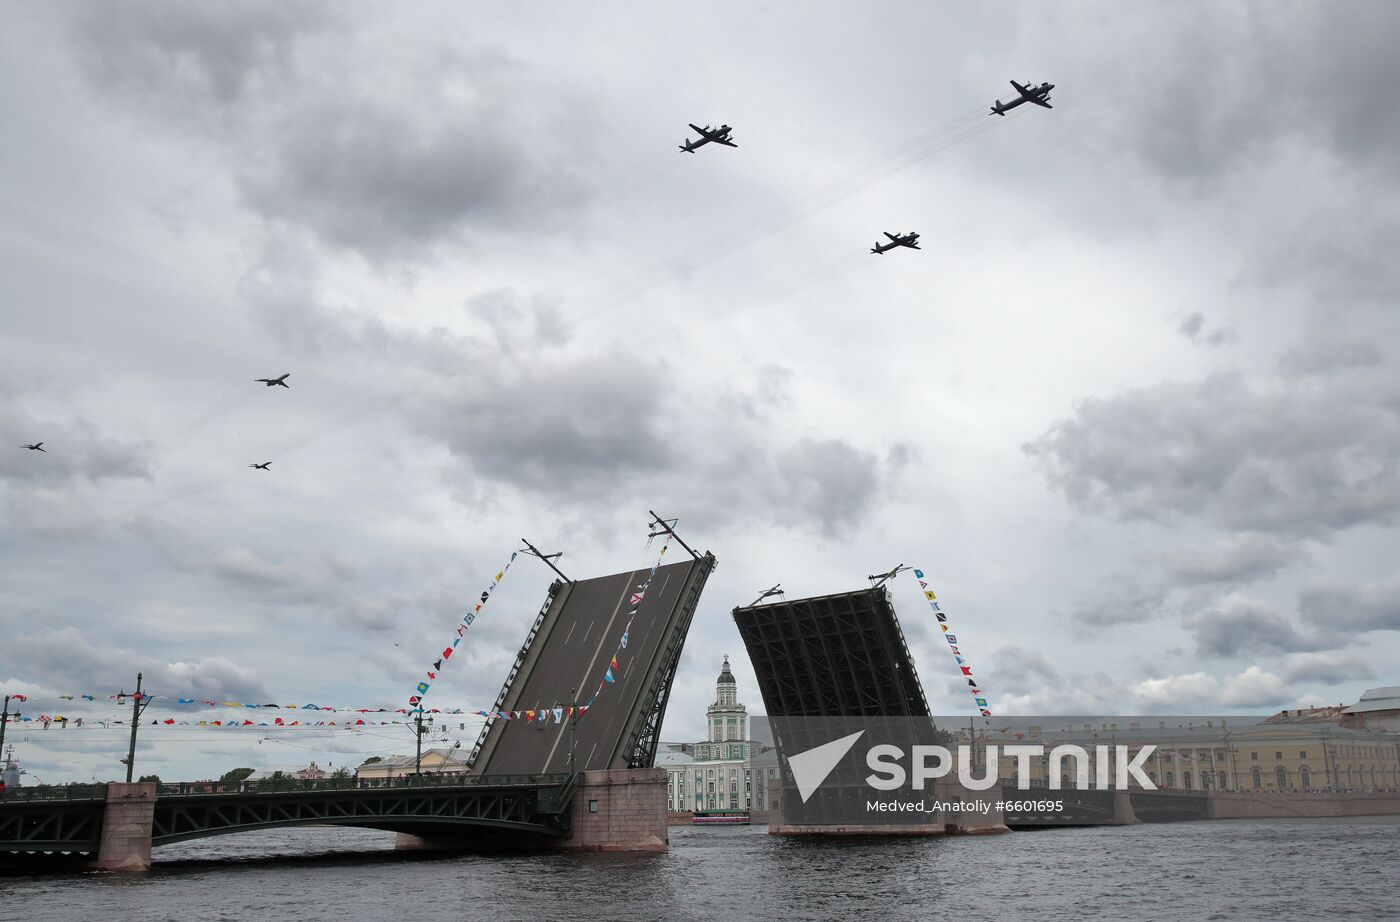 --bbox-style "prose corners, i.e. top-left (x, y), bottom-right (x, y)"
top-left (0, 695), bottom-right (17, 761)
top-left (119, 673), bottom-right (152, 784)
top-left (414, 712), bottom-right (434, 782)
top-left (568, 687), bottom-right (578, 777)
